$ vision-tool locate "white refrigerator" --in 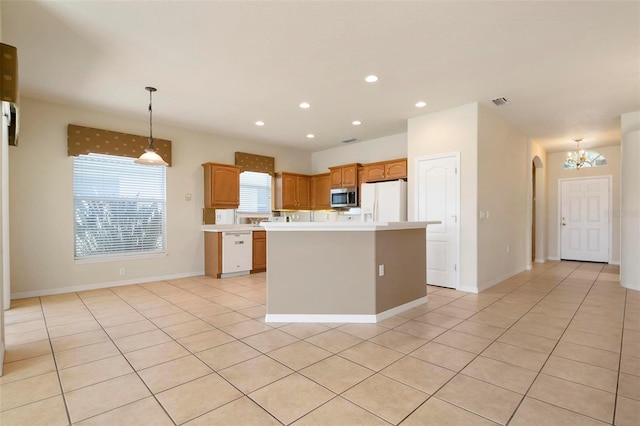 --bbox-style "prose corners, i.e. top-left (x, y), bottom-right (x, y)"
top-left (360, 180), bottom-right (407, 222)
